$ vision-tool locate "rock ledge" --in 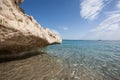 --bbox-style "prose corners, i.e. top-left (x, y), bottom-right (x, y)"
top-left (0, 0), bottom-right (62, 53)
